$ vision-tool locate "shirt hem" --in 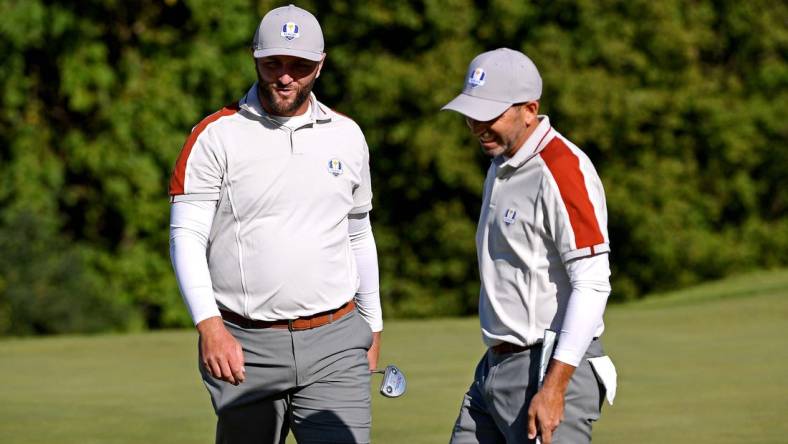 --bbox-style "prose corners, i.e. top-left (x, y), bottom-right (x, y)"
top-left (171, 193), bottom-right (221, 203)
top-left (349, 203), bottom-right (373, 214)
top-left (562, 243), bottom-right (610, 263)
